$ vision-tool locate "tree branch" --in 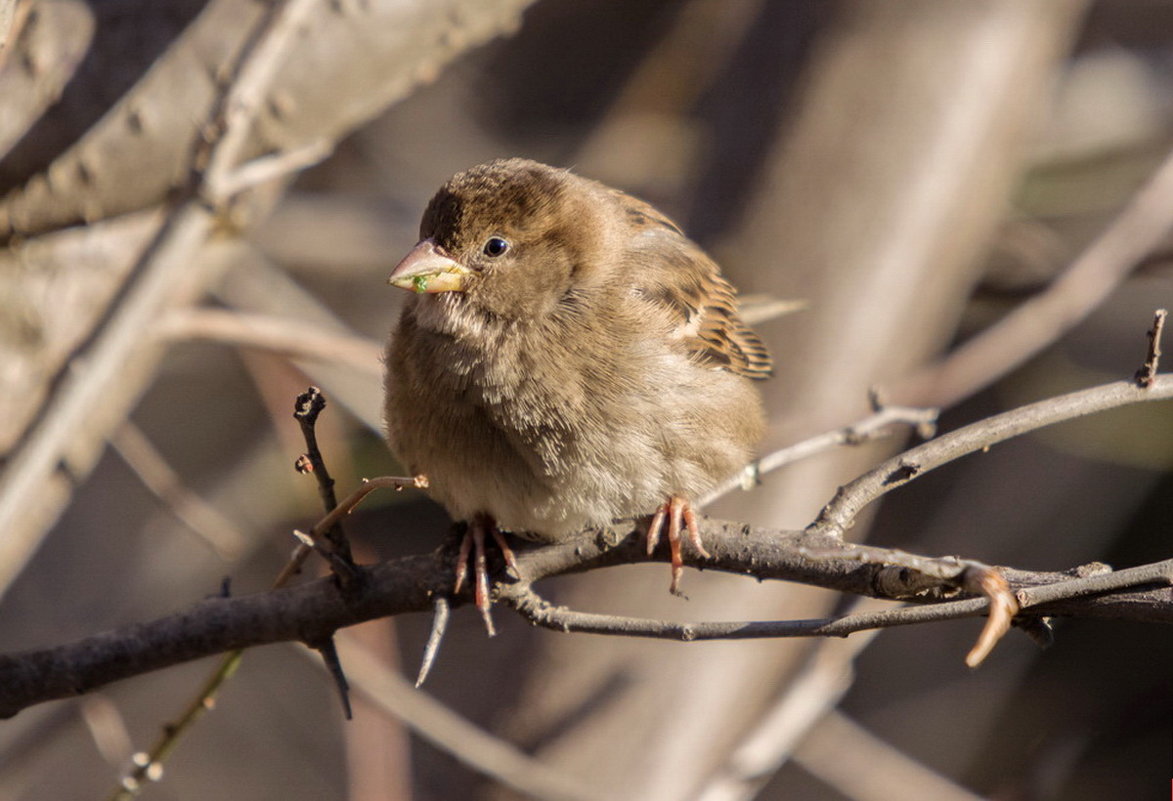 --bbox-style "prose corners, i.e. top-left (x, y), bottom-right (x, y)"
top-left (2, 520), bottom-right (1170, 720)
top-left (812, 375), bottom-right (1173, 535)
top-left (2, 375), bottom-right (1169, 719)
